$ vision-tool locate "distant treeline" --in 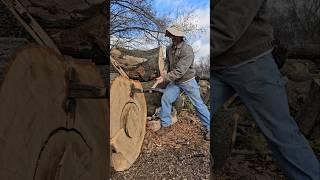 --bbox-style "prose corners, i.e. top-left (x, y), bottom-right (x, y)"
top-left (268, 0), bottom-right (320, 46)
